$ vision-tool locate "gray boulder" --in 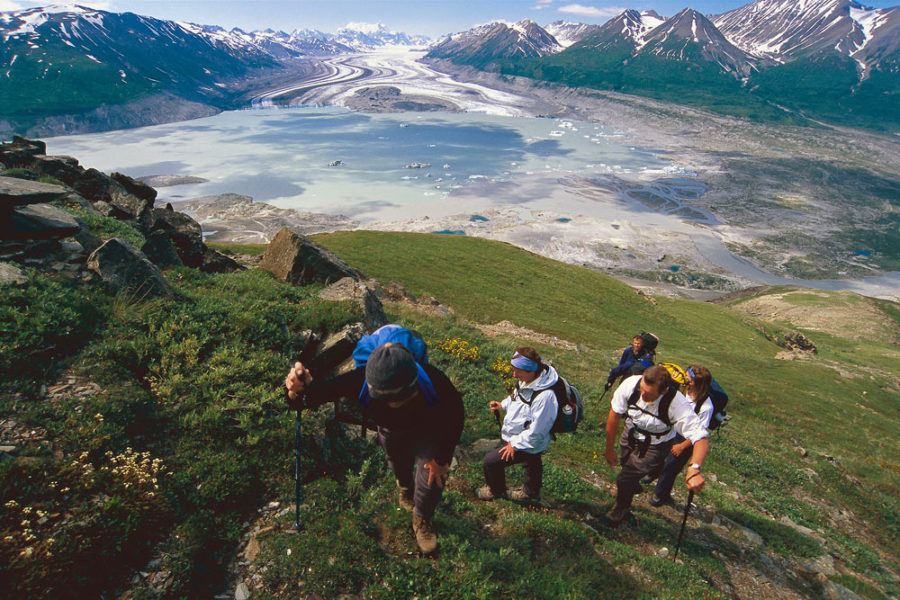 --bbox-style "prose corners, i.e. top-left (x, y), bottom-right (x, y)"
top-left (72, 168), bottom-right (146, 218)
top-left (0, 261), bottom-right (26, 285)
top-left (0, 176), bottom-right (69, 211)
top-left (141, 230), bottom-right (184, 268)
top-left (319, 277), bottom-right (388, 331)
top-left (29, 155), bottom-right (82, 185)
top-left (111, 172), bottom-right (157, 203)
top-left (200, 248), bottom-right (244, 273)
top-left (144, 208), bottom-right (204, 268)
top-left (86, 238), bottom-right (173, 299)
top-left (260, 227), bottom-right (361, 286)
top-left (306, 322), bottom-right (366, 377)
top-left (5, 203), bottom-right (81, 241)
